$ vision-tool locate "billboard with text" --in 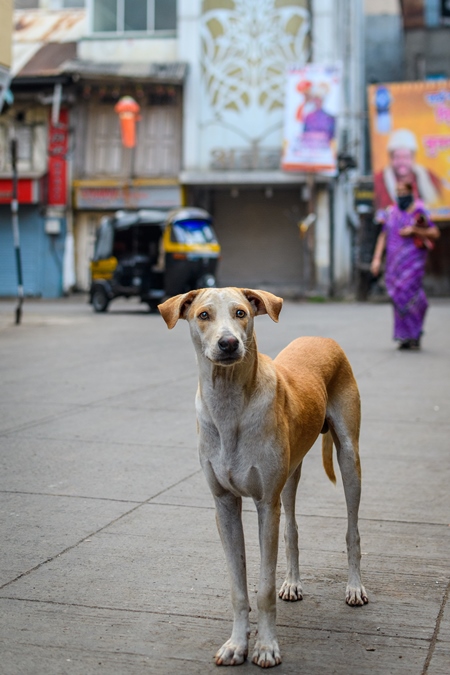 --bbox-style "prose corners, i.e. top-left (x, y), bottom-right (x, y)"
top-left (367, 80), bottom-right (450, 220)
